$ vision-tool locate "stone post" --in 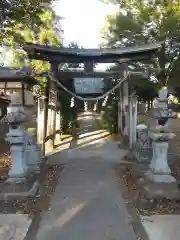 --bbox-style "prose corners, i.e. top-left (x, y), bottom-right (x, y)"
top-left (135, 124), bottom-right (150, 163)
top-left (37, 97), bottom-right (44, 144)
top-left (25, 131), bottom-right (41, 173)
top-left (129, 95), bottom-right (138, 149)
top-left (120, 80), bottom-right (129, 147)
top-left (6, 127), bottom-right (28, 182)
top-left (133, 96), bottom-right (138, 145)
top-left (123, 81), bottom-right (129, 140)
top-left (139, 87), bottom-right (178, 199)
top-left (129, 97), bottom-right (133, 149)
top-left (48, 85), bottom-right (57, 148)
top-left (3, 95), bottom-right (28, 182)
top-left (55, 106), bottom-right (61, 143)
top-left (118, 84), bottom-right (123, 136)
